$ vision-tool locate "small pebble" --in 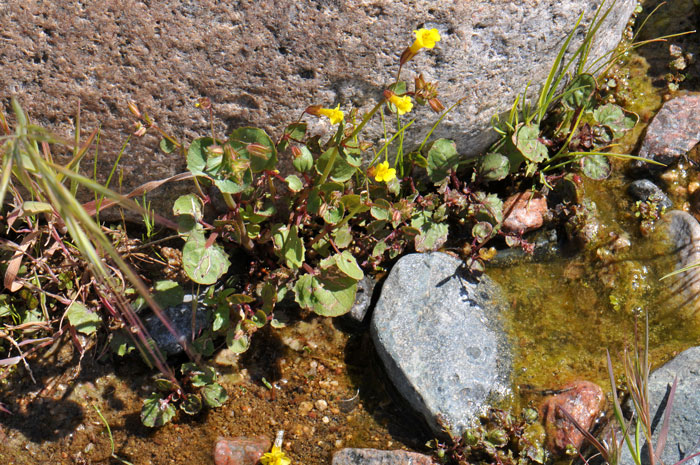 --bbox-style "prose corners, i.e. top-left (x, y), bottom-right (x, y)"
top-left (298, 401), bottom-right (313, 415)
top-left (314, 399), bottom-right (328, 411)
top-left (322, 416), bottom-right (330, 424)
